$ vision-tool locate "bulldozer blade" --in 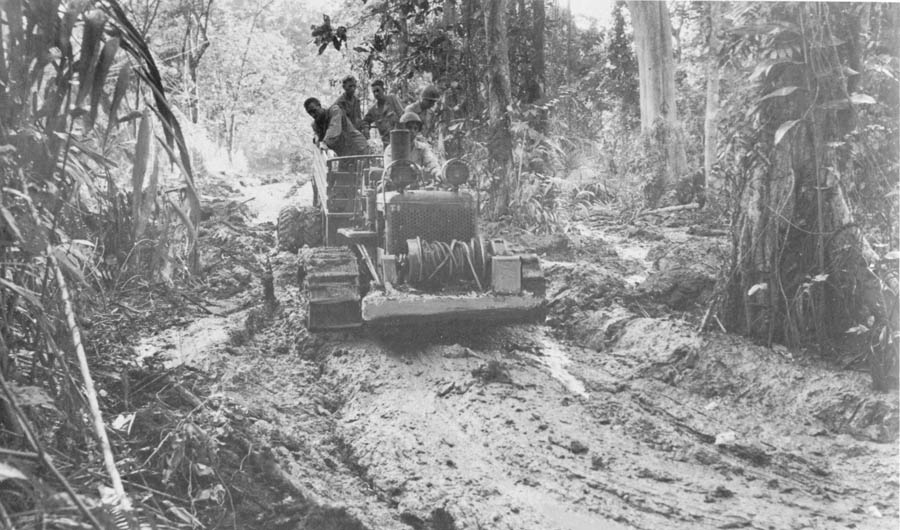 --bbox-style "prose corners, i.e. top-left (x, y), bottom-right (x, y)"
top-left (361, 291), bottom-right (546, 327)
